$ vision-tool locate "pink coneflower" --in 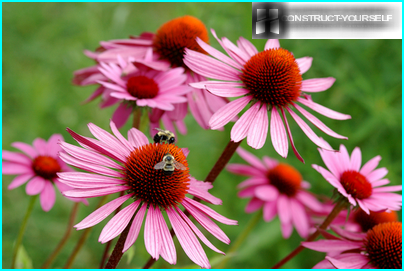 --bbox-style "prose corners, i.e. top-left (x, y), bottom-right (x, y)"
top-left (227, 147), bottom-right (323, 238)
top-left (58, 120), bottom-right (237, 268)
top-left (183, 31), bottom-right (351, 162)
top-left (97, 53), bottom-right (191, 128)
top-left (2, 134), bottom-right (87, 212)
top-left (302, 222), bottom-right (402, 269)
top-left (312, 144), bottom-right (402, 214)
